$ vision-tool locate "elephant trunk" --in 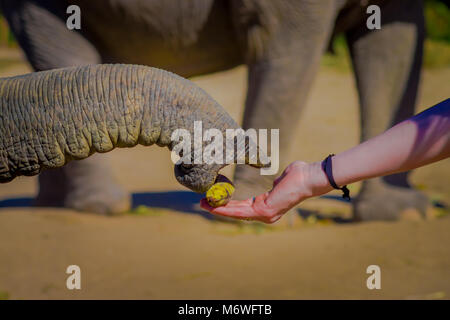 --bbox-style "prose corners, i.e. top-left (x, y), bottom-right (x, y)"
top-left (0, 64), bottom-right (267, 192)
